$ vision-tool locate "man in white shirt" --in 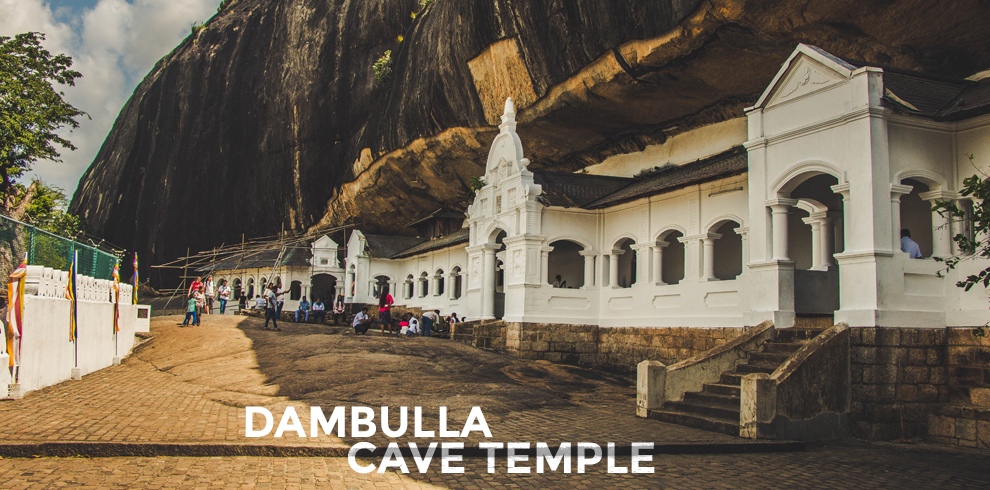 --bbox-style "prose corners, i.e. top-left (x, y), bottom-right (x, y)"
top-left (203, 276), bottom-right (216, 314)
top-left (352, 307), bottom-right (371, 334)
top-left (901, 229), bottom-right (923, 259)
top-left (312, 298), bottom-right (326, 323)
top-left (421, 310), bottom-right (440, 338)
